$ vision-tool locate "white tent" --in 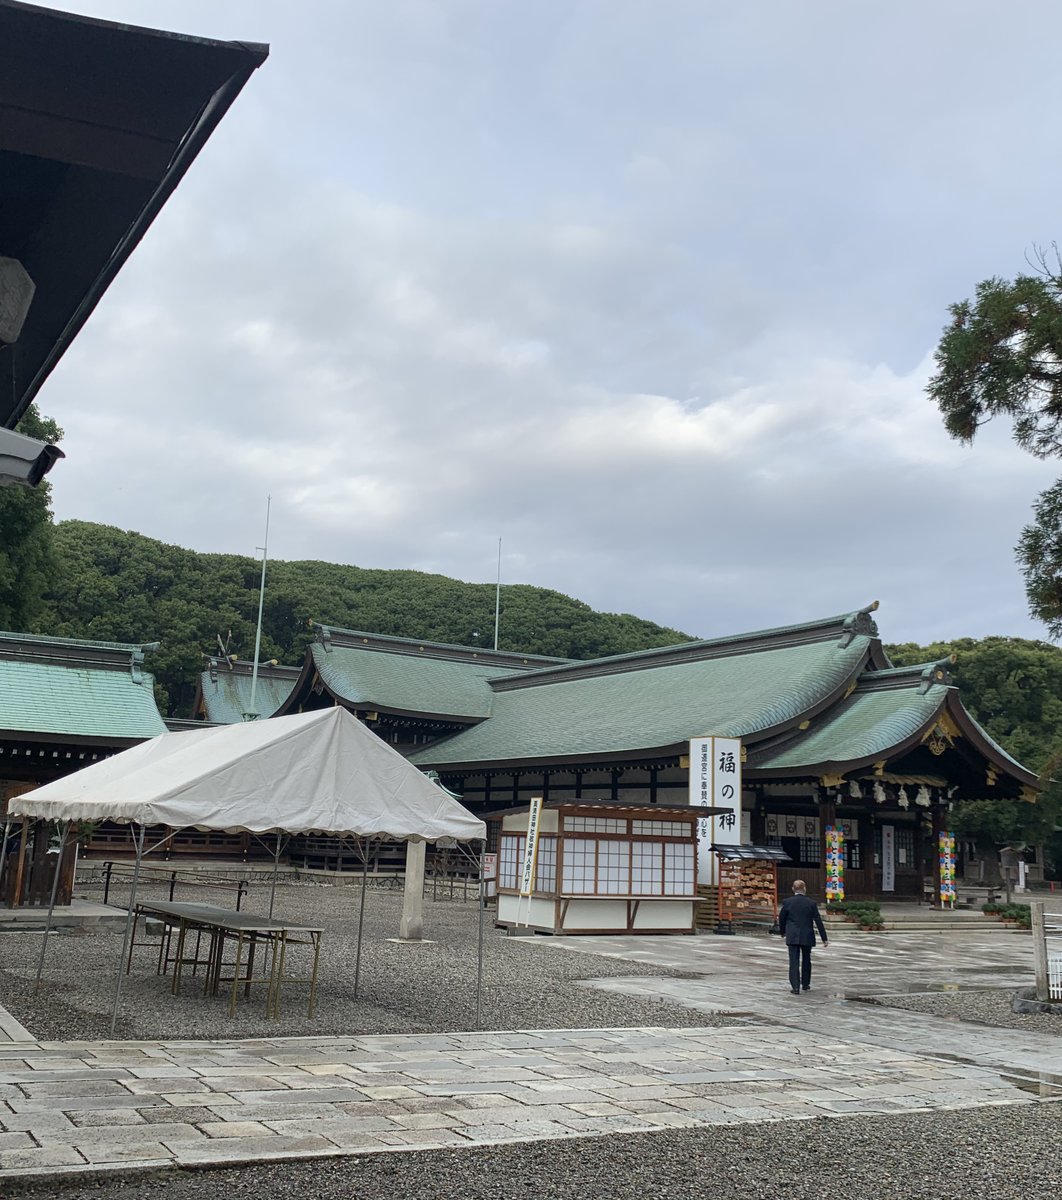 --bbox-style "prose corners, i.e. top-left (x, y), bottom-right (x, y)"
top-left (8, 707), bottom-right (487, 1033)
top-left (9, 706), bottom-right (486, 842)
